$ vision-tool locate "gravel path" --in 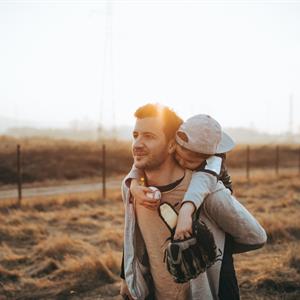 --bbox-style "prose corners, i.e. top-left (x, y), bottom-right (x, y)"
top-left (0, 179), bottom-right (122, 200)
